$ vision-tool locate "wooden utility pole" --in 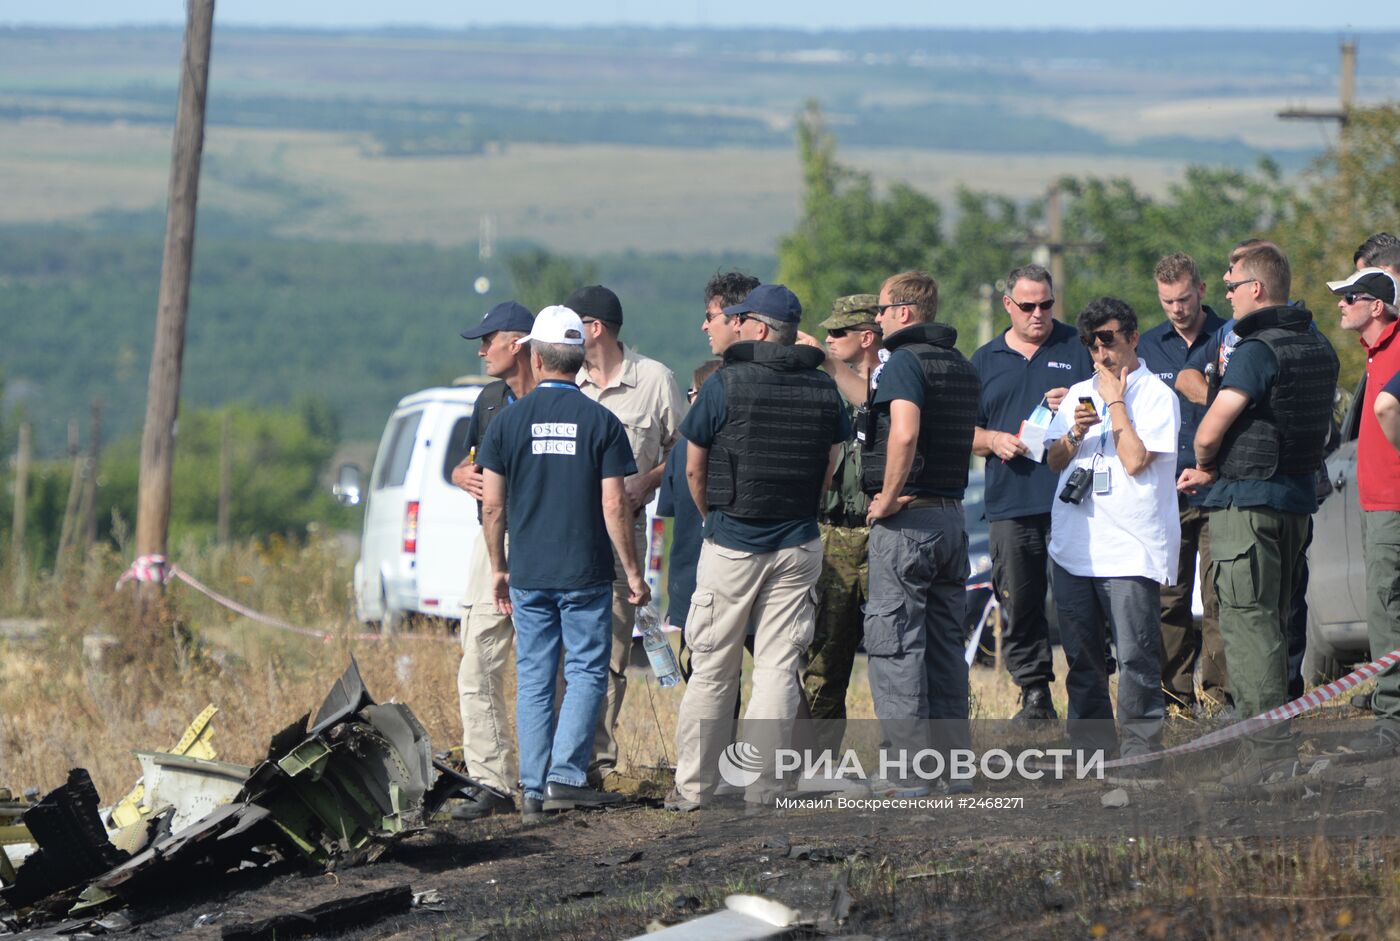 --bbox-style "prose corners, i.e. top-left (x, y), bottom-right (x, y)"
top-left (1278, 40), bottom-right (1355, 132)
top-left (83, 398), bottom-right (103, 548)
top-left (1009, 182), bottom-right (1100, 314)
top-left (57, 419), bottom-right (84, 564)
top-left (217, 411), bottom-right (231, 545)
top-left (134, 0), bottom-right (215, 605)
top-left (10, 423), bottom-right (30, 567)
